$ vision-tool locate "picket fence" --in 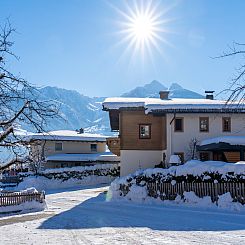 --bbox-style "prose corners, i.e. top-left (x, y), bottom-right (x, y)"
top-left (146, 182), bottom-right (245, 204)
top-left (0, 191), bottom-right (45, 207)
